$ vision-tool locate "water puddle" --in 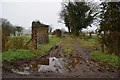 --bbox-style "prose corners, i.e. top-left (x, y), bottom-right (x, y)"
top-left (10, 57), bottom-right (66, 74)
top-left (7, 56), bottom-right (110, 75)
